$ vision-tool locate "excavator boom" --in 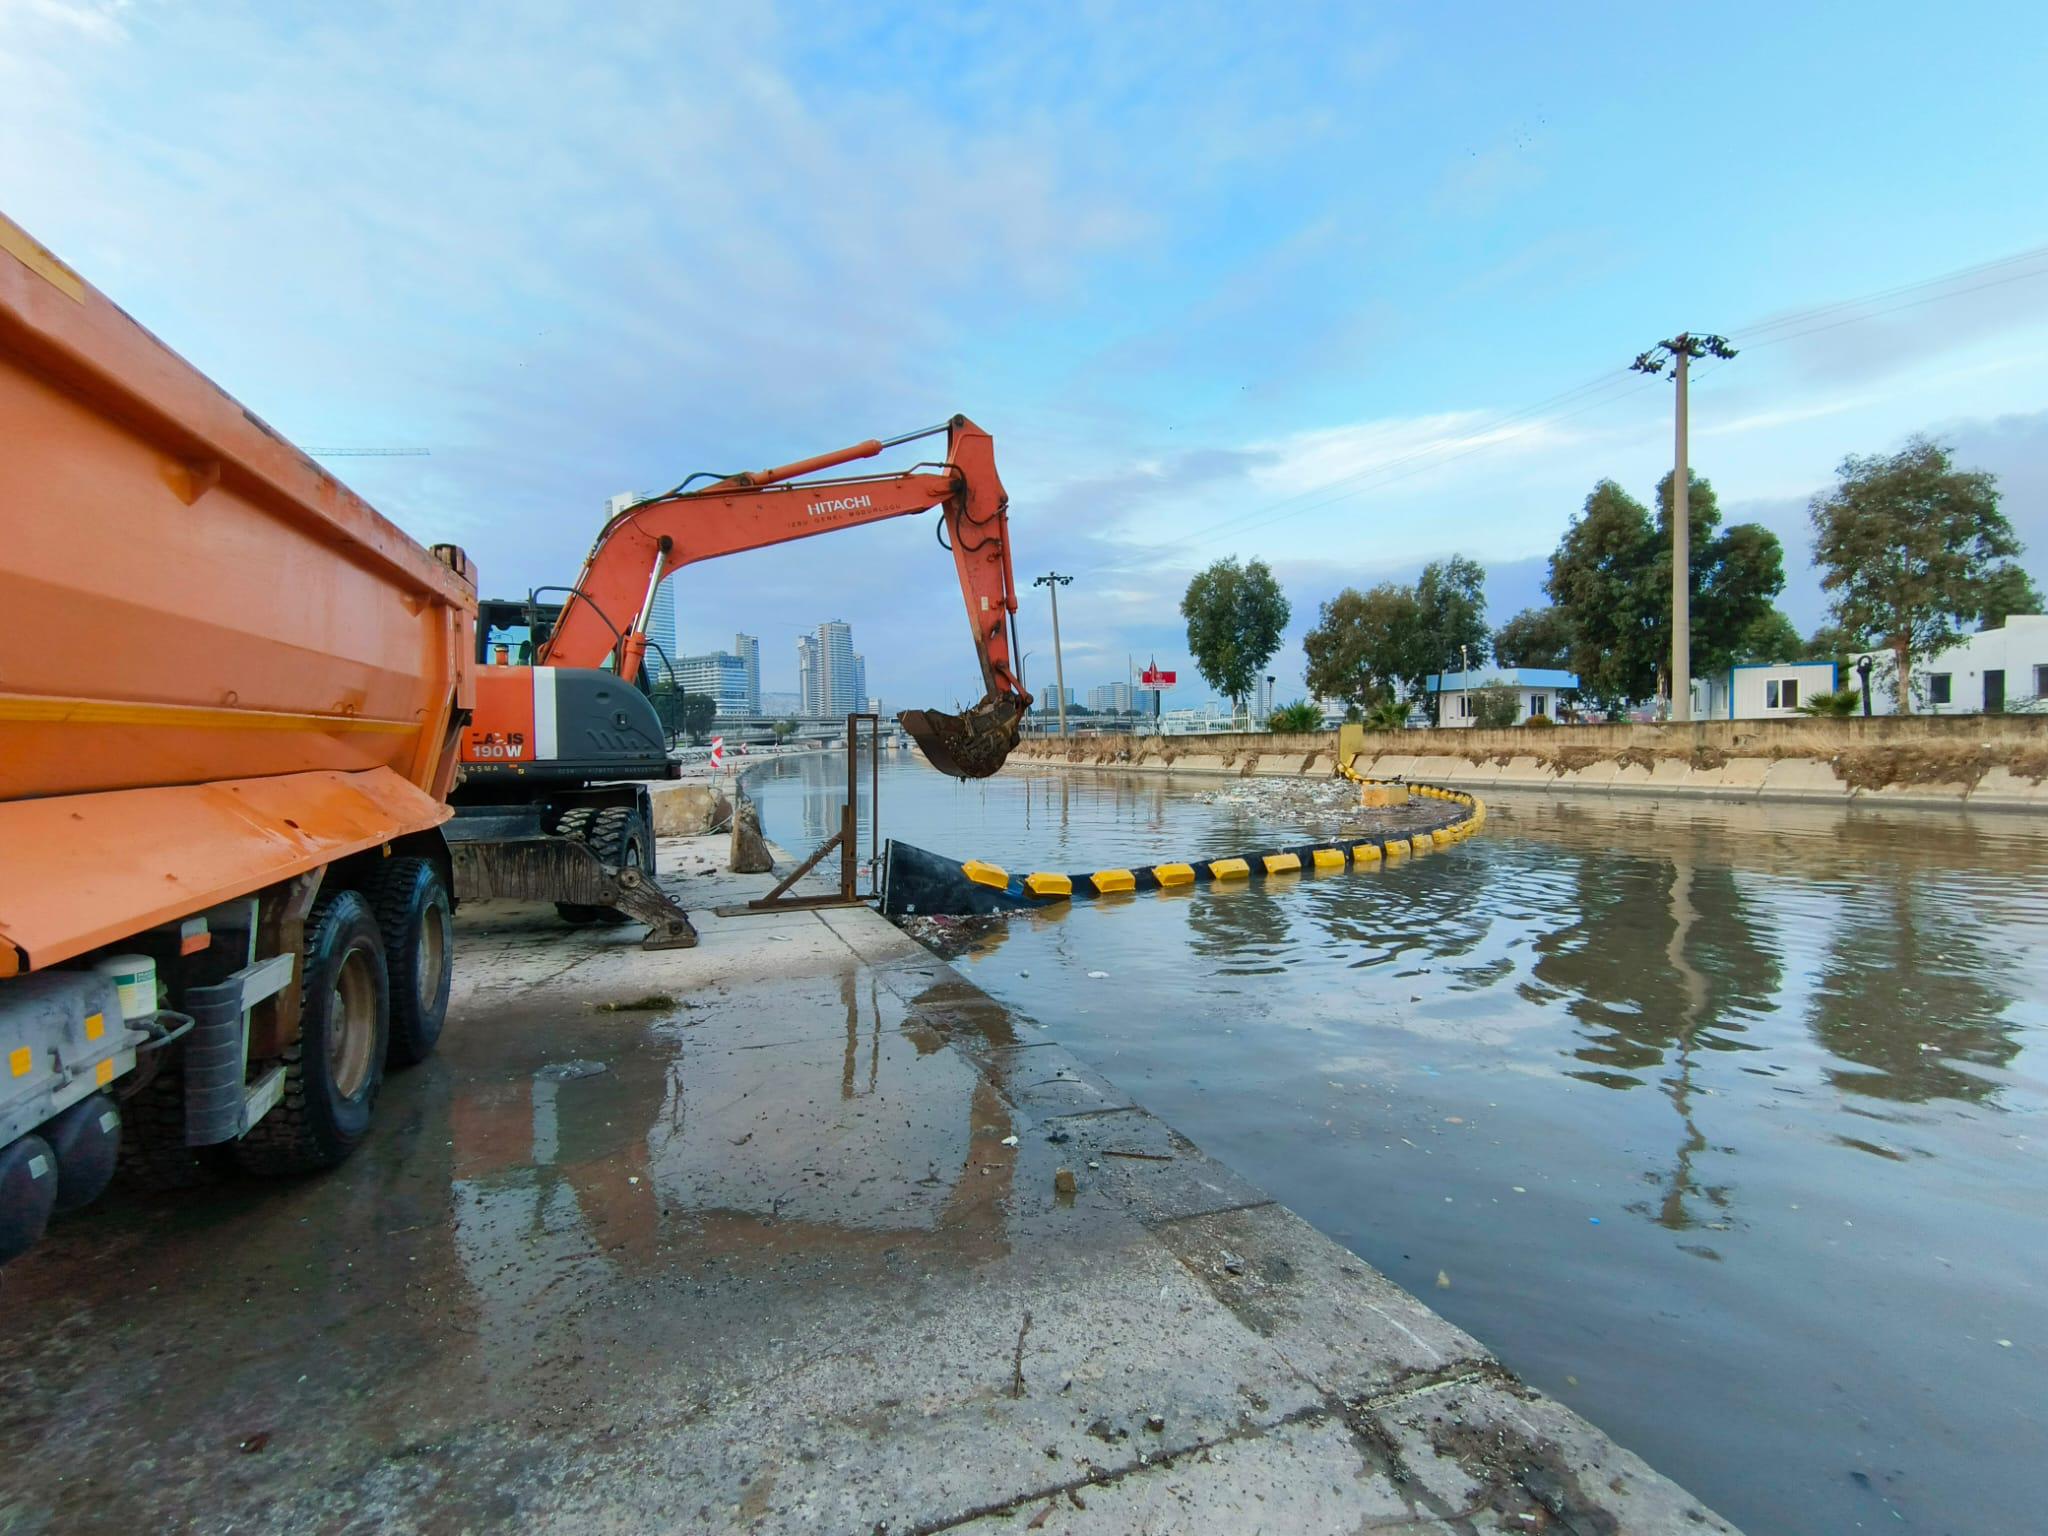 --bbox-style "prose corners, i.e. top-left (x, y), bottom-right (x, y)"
top-left (541, 415), bottom-right (1029, 778)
